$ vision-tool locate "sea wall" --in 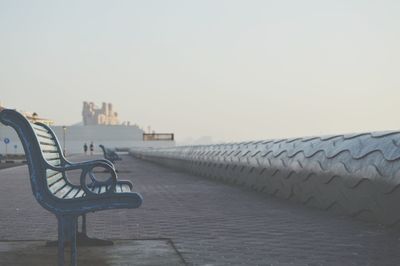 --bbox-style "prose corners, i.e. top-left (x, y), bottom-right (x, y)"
top-left (130, 131), bottom-right (400, 225)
